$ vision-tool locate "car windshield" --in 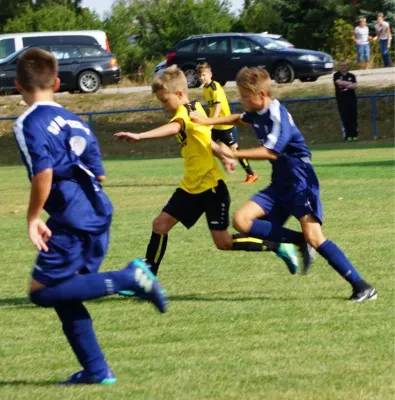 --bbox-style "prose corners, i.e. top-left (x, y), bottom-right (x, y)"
top-left (0, 47), bottom-right (27, 64)
top-left (250, 36), bottom-right (286, 50)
